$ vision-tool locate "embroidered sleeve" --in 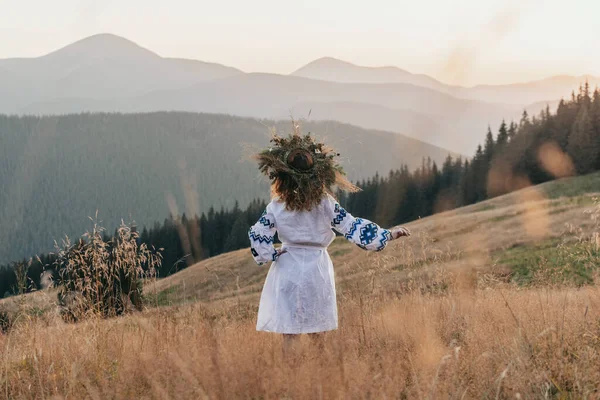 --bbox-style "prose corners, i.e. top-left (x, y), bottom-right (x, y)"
top-left (248, 203), bottom-right (278, 265)
top-left (327, 195), bottom-right (392, 252)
